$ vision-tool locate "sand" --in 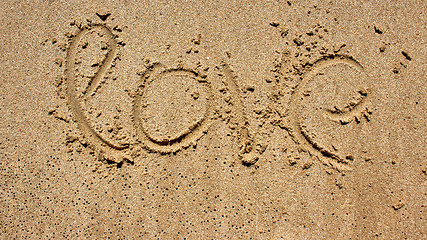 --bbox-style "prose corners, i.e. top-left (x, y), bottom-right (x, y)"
top-left (0, 0), bottom-right (425, 239)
